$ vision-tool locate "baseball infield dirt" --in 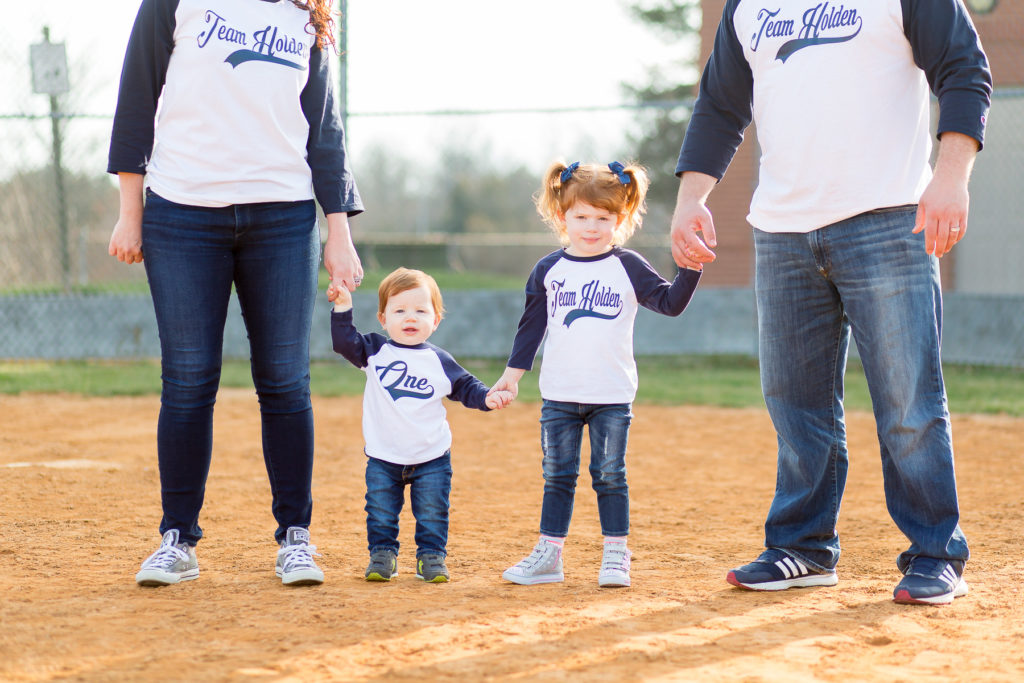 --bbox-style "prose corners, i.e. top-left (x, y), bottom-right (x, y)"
top-left (1, 390), bottom-right (1022, 681)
